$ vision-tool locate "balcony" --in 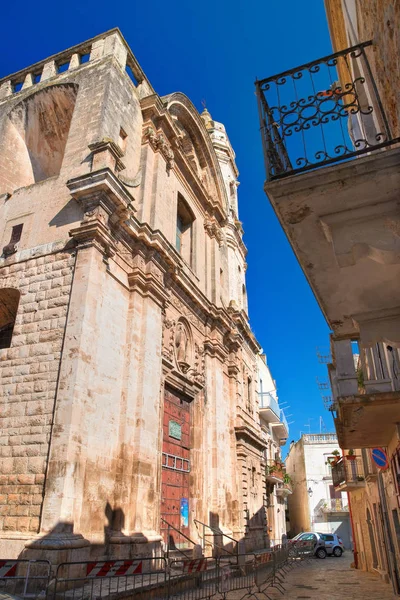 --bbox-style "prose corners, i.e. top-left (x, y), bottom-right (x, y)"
top-left (257, 40), bottom-right (400, 350)
top-left (332, 457), bottom-right (366, 491)
top-left (266, 460), bottom-right (284, 484)
top-left (256, 42), bottom-right (400, 182)
top-left (276, 481), bottom-right (293, 497)
top-left (329, 339), bottom-right (400, 448)
top-left (259, 392), bottom-right (288, 444)
top-left (321, 499), bottom-right (349, 513)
